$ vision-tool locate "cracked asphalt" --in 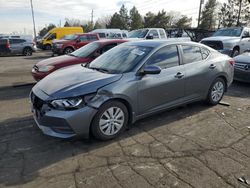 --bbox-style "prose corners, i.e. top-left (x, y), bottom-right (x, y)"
top-left (0, 52), bottom-right (250, 188)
